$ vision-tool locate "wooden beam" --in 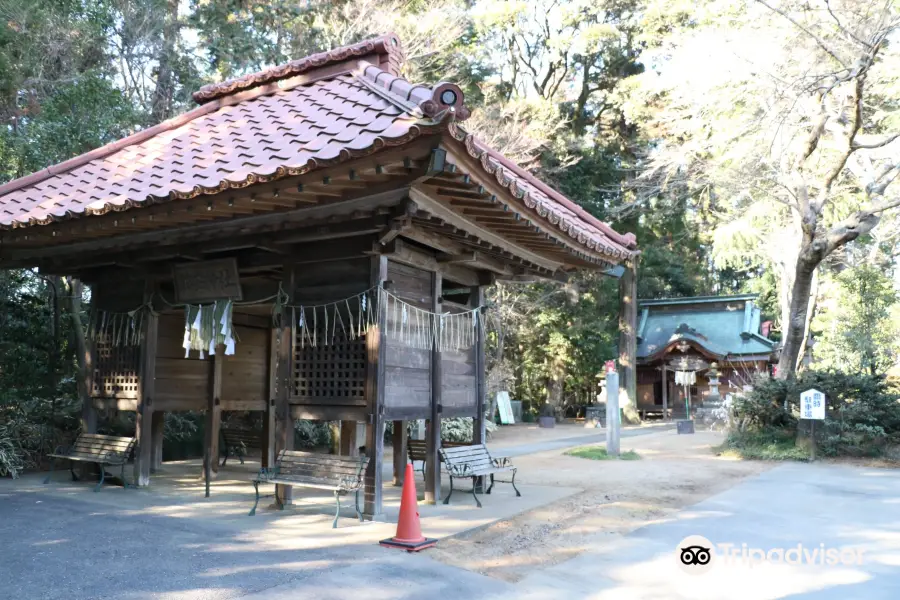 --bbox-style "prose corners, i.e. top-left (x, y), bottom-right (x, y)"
top-left (382, 238), bottom-right (480, 287)
top-left (438, 252), bottom-right (478, 264)
top-left (134, 282), bottom-right (158, 487)
top-left (425, 271), bottom-right (442, 504)
top-left (4, 187), bottom-right (411, 267)
top-left (402, 226), bottom-right (520, 277)
top-left (410, 186), bottom-right (562, 272)
top-left (363, 254), bottom-right (387, 519)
